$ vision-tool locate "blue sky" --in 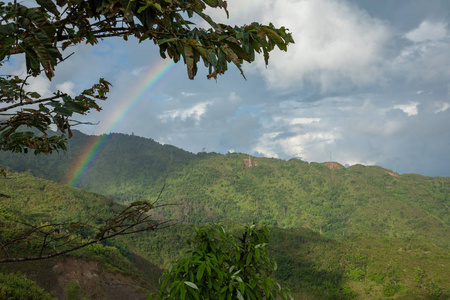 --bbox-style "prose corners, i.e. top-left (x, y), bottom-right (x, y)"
top-left (7, 0), bottom-right (450, 177)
